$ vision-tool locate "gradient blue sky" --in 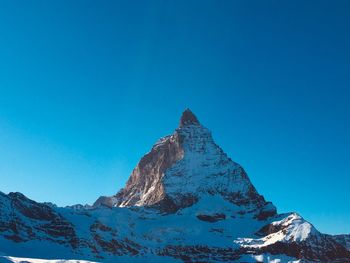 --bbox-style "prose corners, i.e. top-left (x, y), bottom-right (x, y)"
top-left (0, 1), bottom-right (349, 234)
